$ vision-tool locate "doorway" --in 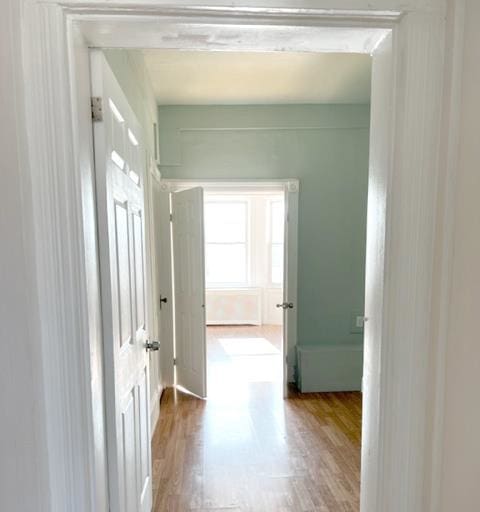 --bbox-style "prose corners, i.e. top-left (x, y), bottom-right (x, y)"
top-left (164, 180), bottom-right (298, 400)
top-left (25, 4), bottom-right (449, 512)
top-left (204, 189), bottom-right (285, 399)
